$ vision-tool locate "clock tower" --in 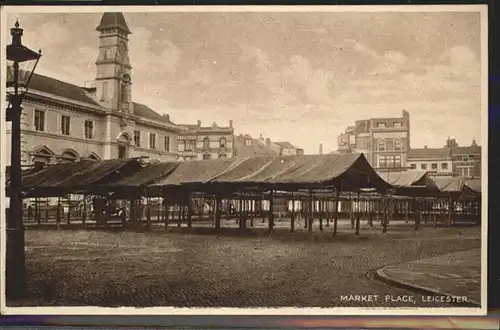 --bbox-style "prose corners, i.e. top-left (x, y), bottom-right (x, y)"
top-left (95, 12), bottom-right (133, 113)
